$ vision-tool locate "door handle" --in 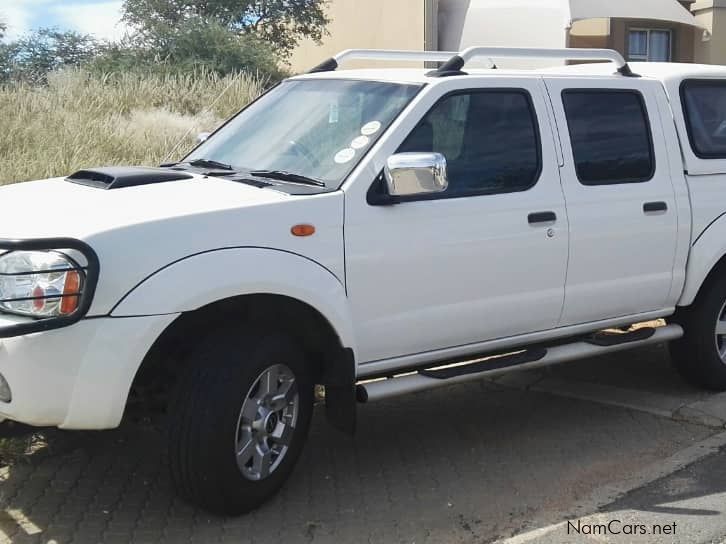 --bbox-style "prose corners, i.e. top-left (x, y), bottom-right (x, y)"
top-left (643, 201), bottom-right (668, 214)
top-left (528, 211), bottom-right (557, 225)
